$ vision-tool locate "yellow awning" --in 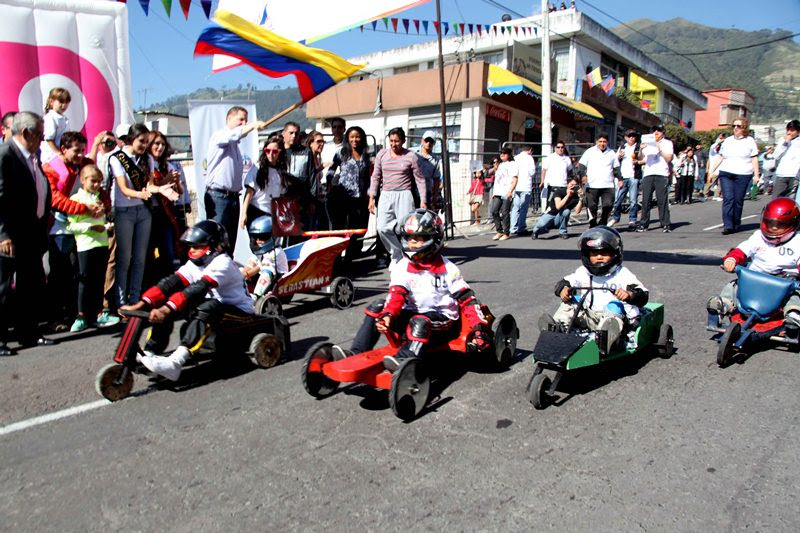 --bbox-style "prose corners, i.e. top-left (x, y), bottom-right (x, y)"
top-left (487, 64), bottom-right (603, 121)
